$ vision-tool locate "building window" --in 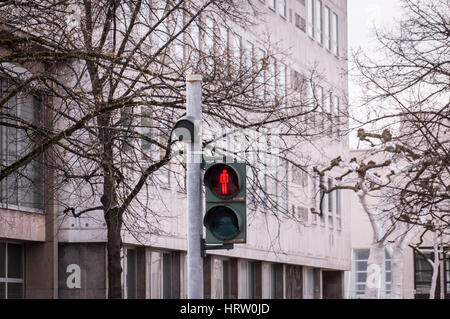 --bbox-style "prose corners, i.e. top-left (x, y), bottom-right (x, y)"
top-left (307, 0), bottom-right (314, 38)
top-left (445, 251), bottom-right (450, 297)
top-left (319, 175), bottom-right (325, 226)
top-left (222, 259), bottom-right (234, 299)
top-left (304, 268), bottom-right (315, 298)
top-left (332, 12), bottom-right (339, 56)
top-left (385, 251), bottom-right (391, 296)
top-left (244, 41), bottom-right (254, 71)
top-left (150, 251), bottom-right (162, 299)
top-left (333, 95), bottom-right (340, 135)
top-left (190, 21), bottom-right (201, 65)
top-left (315, 0), bottom-right (322, 44)
top-left (353, 249), bottom-right (370, 296)
top-left (333, 95), bottom-right (340, 116)
top-left (256, 48), bottom-right (266, 100)
top-left (153, 1), bottom-right (170, 48)
top-left (311, 173), bottom-right (318, 224)
top-left (231, 33), bottom-right (242, 71)
top-left (262, 263), bottom-right (282, 298)
top-left (204, 16), bottom-right (214, 56)
top-left (0, 242), bottom-right (24, 299)
top-left (268, 57), bottom-right (277, 103)
top-left (414, 250), bottom-right (437, 298)
top-left (316, 86), bottom-right (324, 129)
top-left (269, 264), bottom-right (277, 299)
top-left (140, 111), bottom-right (153, 153)
top-left (350, 249), bottom-right (392, 298)
top-left (324, 6), bottom-right (331, 50)
top-left (240, 260), bottom-right (258, 298)
top-left (278, 0), bottom-right (287, 17)
top-left (174, 10), bottom-right (185, 61)
top-left (218, 24), bottom-right (229, 58)
top-left (327, 178), bottom-right (333, 228)
top-left (162, 252), bottom-right (173, 298)
top-left (291, 165), bottom-right (308, 187)
top-left (279, 63), bottom-right (287, 107)
top-left (124, 248), bottom-right (137, 299)
top-left (295, 13), bottom-right (305, 32)
top-left (213, 257), bottom-right (224, 299)
top-left (0, 78), bottom-right (43, 211)
top-left (316, 85), bottom-right (324, 112)
top-left (269, 0), bottom-right (276, 10)
top-left (335, 188), bottom-right (342, 229)
top-left (307, 81), bottom-right (315, 124)
top-left (150, 251), bottom-right (181, 299)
